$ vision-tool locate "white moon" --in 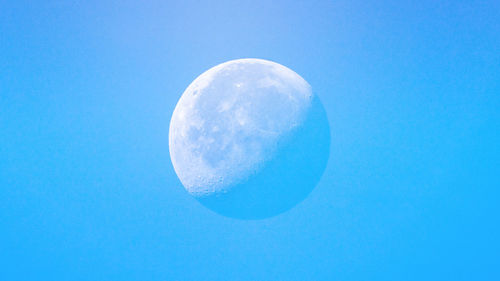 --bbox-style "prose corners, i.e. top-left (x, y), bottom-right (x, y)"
top-left (169, 58), bottom-right (330, 219)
